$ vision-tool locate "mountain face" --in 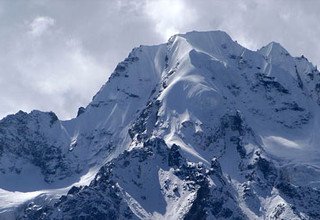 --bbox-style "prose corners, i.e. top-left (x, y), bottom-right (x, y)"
top-left (1, 30), bottom-right (320, 219)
